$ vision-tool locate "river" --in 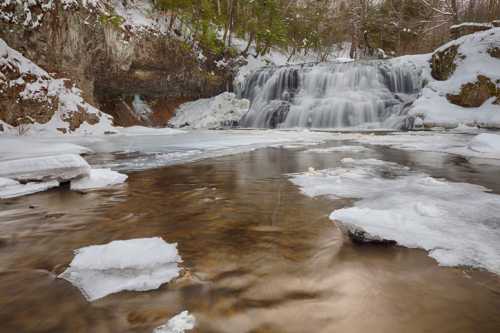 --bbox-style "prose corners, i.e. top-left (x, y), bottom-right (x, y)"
top-left (1, 138), bottom-right (499, 332)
